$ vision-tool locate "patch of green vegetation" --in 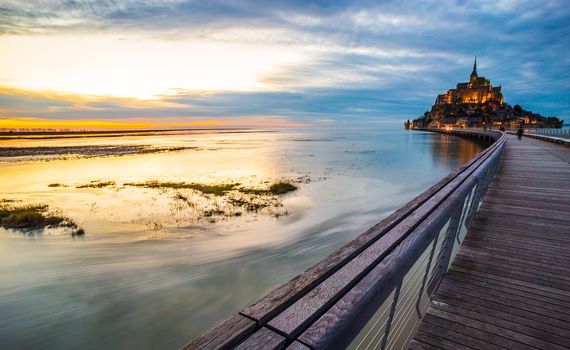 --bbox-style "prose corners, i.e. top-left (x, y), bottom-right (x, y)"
top-left (45, 216), bottom-right (64, 226)
top-left (124, 181), bottom-right (239, 196)
top-left (1, 205), bottom-right (59, 229)
top-left (175, 193), bottom-right (188, 201)
top-left (237, 188), bottom-right (268, 195)
top-left (76, 181), bottom-right (116, 188)
top-left (1, 208), bottom-right (45, 228)
top-left (204, 209), bottom-right (225, 217)
top-left (191, 183), bottom-right (238, 195)
top-left (0, 203), bottom-right (84, 236)
top-left (269, 182), bottom-right (297, 195)
top-left (228, 198), bottom-right (269, 212)
top-left (72, 228), bottom-right (85, 238)
top-left (124, 179), bottom-right (298, 221)
top-left (238, 182), bottom-right (298, 195)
